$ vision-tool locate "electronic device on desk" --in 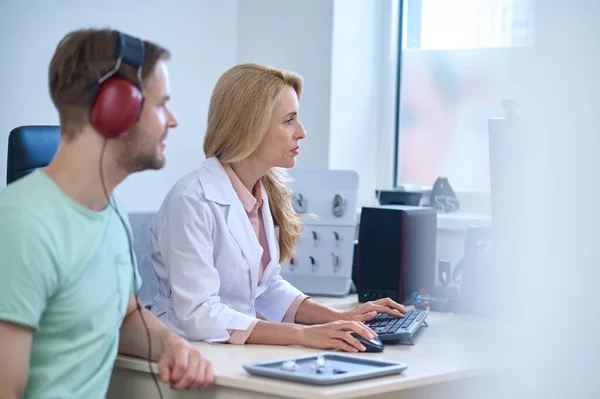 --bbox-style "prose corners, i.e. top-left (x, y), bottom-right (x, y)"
top-left (363, 308), bottom-right (429, 346)
top-left (375, 185), bottom-right (423, 207)
top-left (280, 169), bottom-right (359, 297)
top-left (414, 263), bottom-right (458, 313)
top-left (350, 333), bottom-right (385, 352)
top-left (355, 205), bottom-right (437, 305)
